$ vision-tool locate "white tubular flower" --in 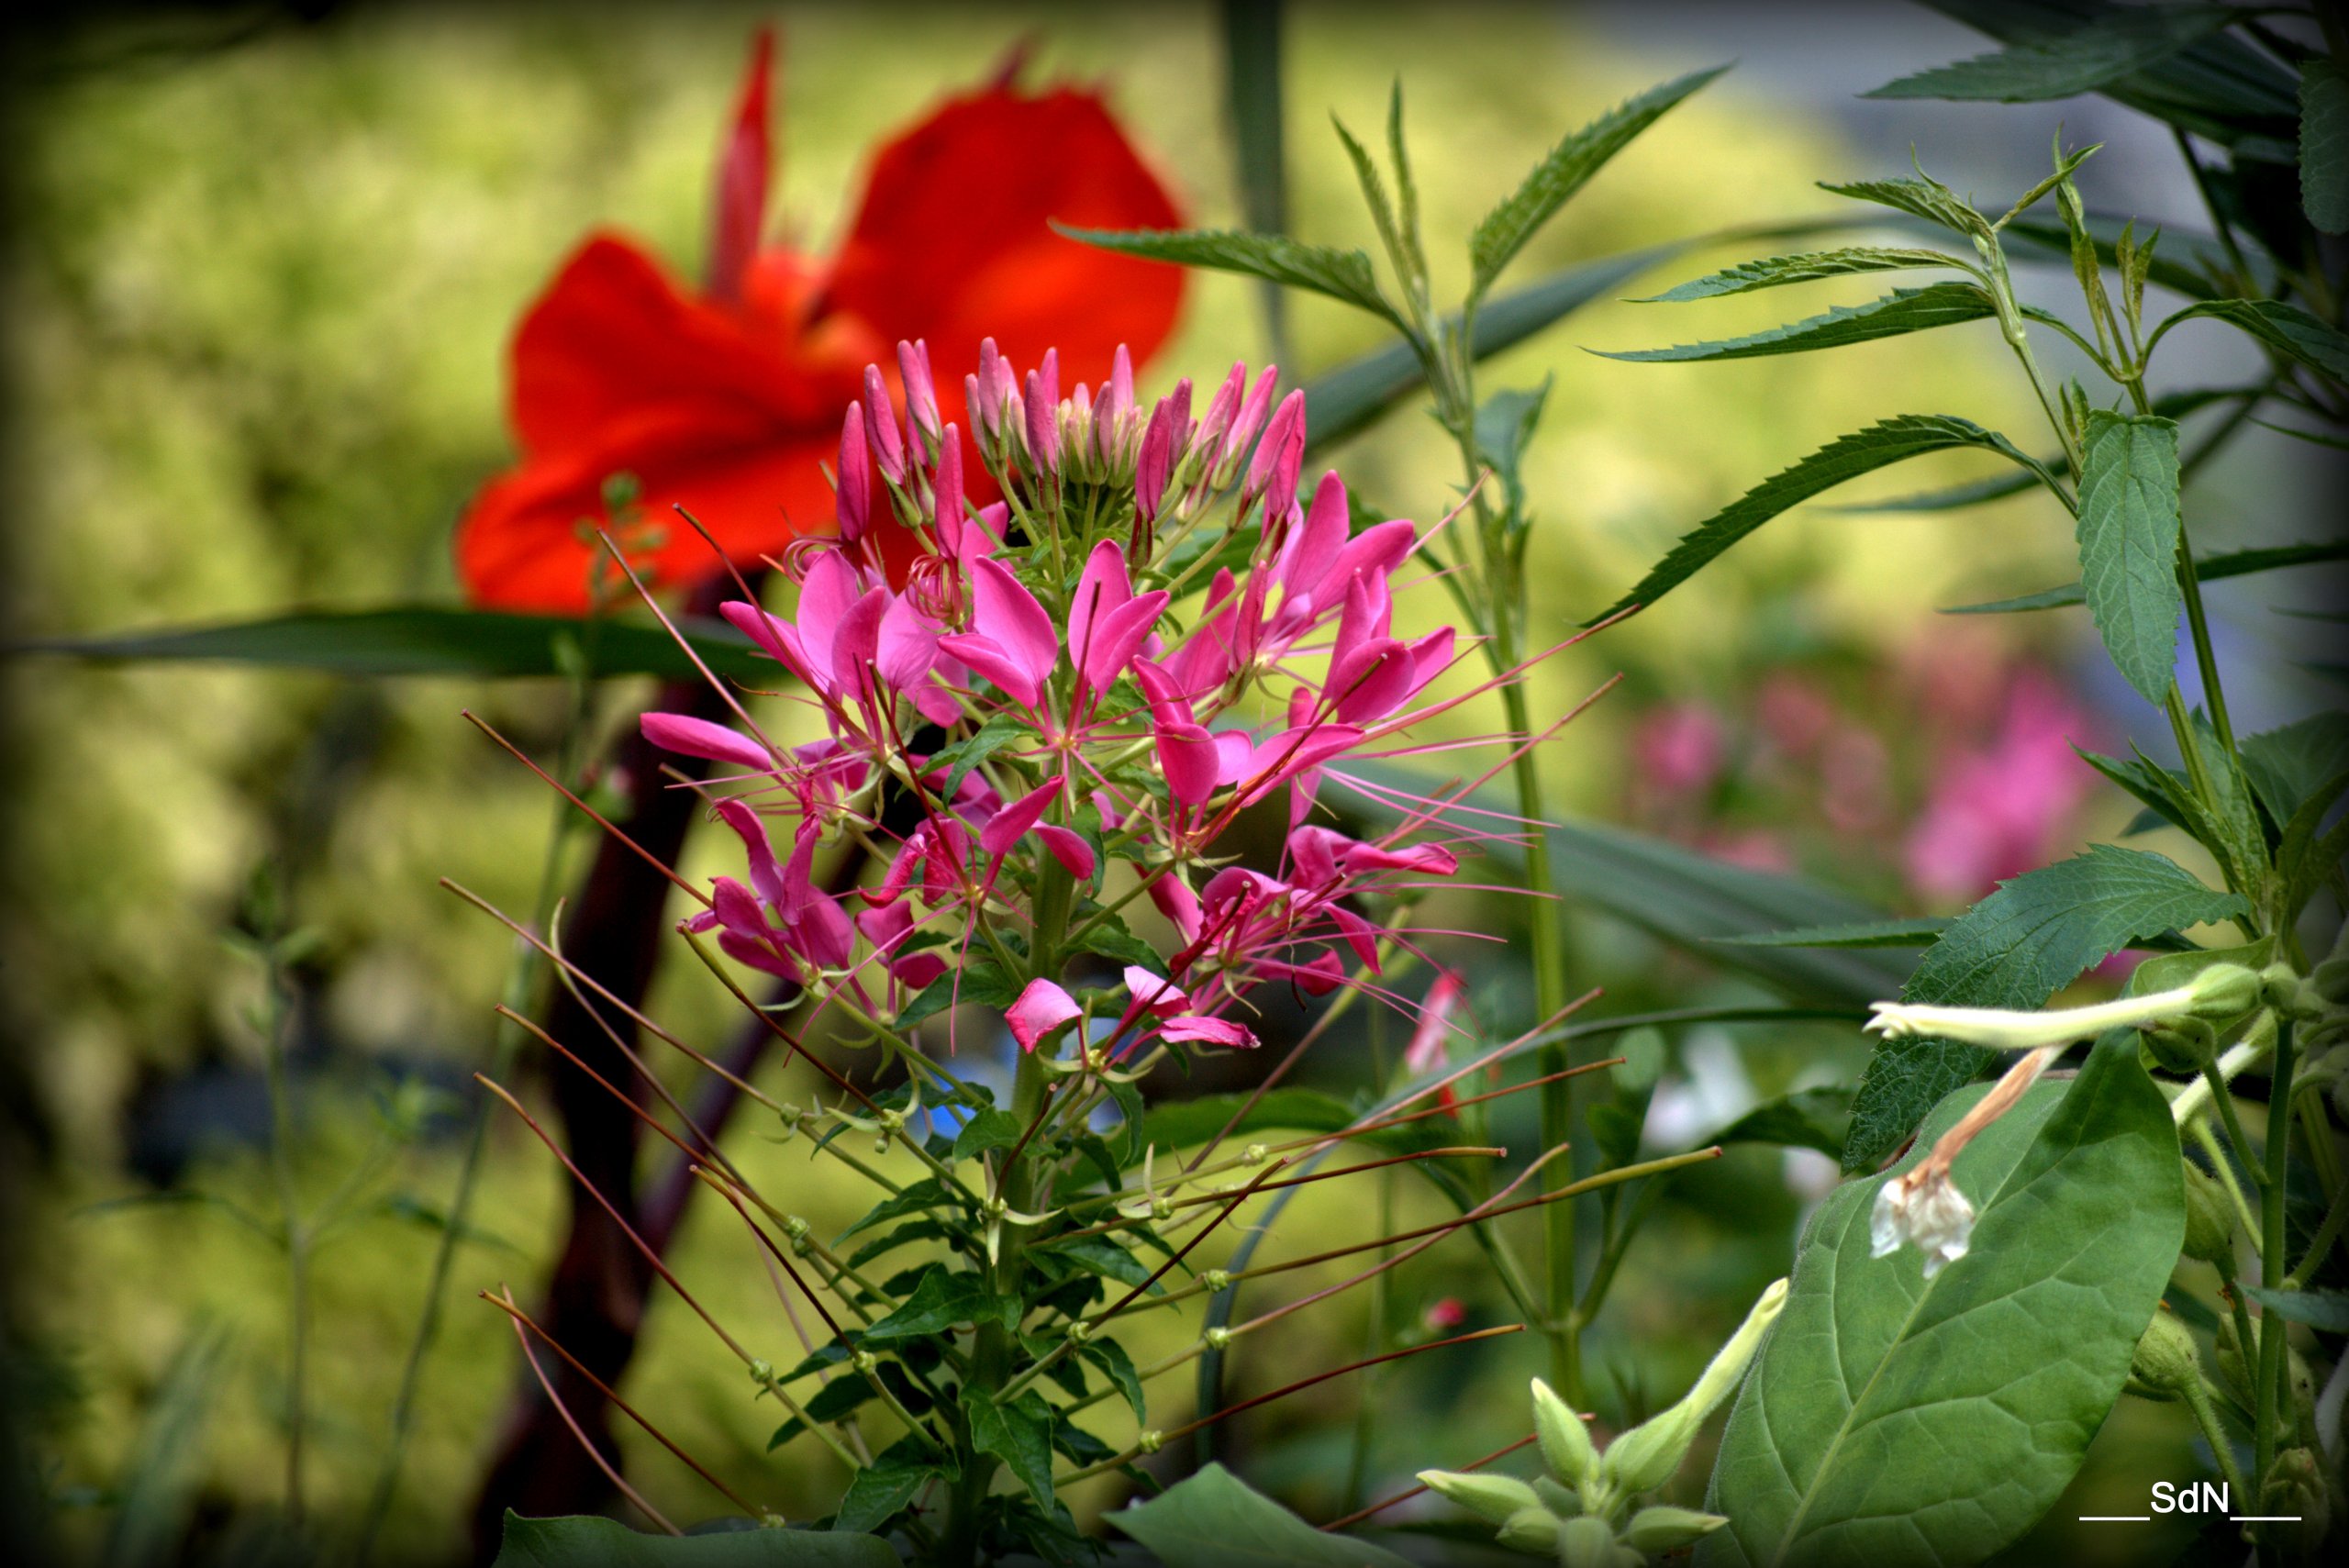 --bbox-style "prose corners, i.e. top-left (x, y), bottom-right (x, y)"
top-left (1866, 985), bottom-right (2196, 1051)
top-left (1871, 1164), bottom-right (1976, 1277)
